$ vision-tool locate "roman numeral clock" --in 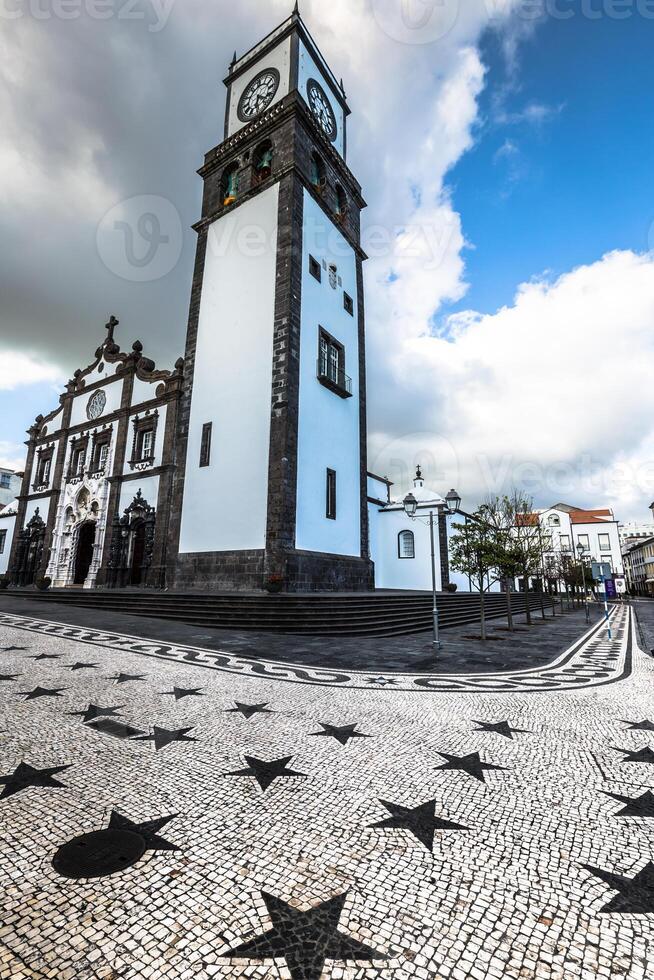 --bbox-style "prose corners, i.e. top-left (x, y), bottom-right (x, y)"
top-left (169, 7), bottom-right (373, 594)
